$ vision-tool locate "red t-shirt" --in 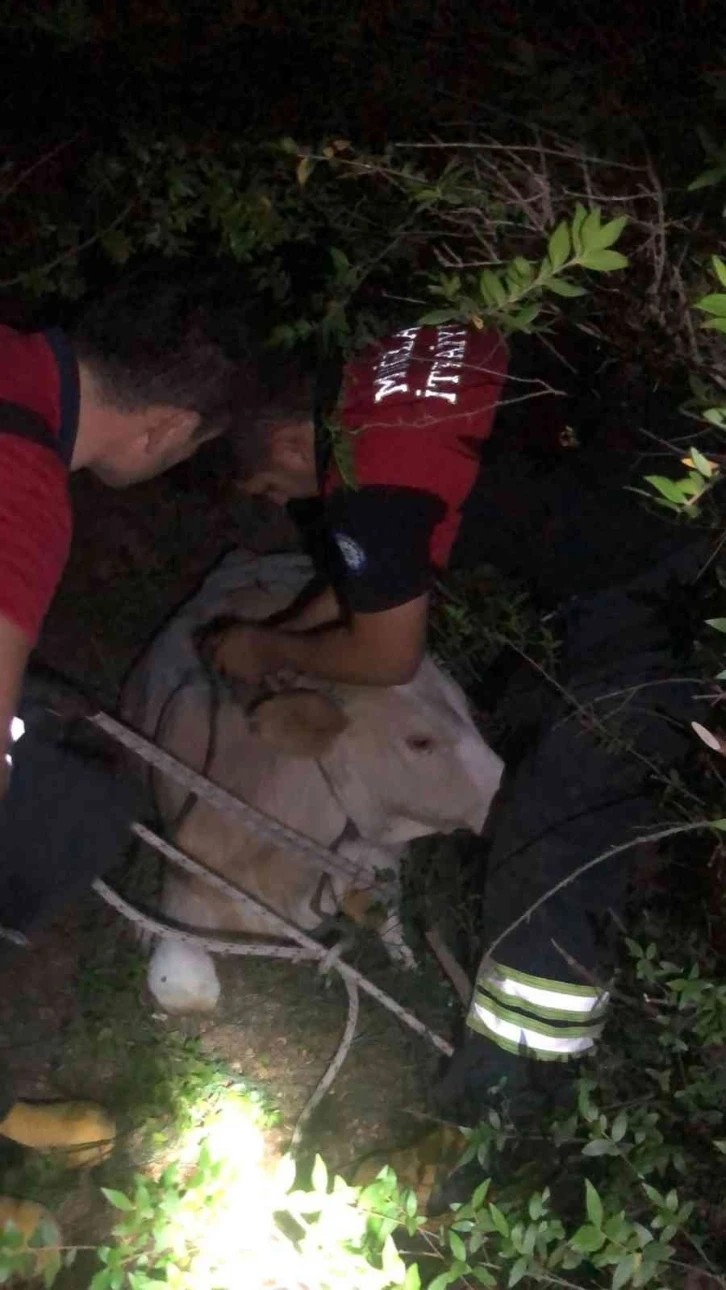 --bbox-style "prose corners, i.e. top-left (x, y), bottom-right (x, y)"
top-left (321, 323), bottom-right (508, 611)
top-left (0, 326), bottom-right (79, 642)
